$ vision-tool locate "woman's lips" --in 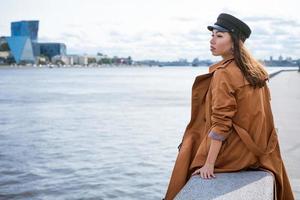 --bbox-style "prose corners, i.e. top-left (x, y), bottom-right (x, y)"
top-left (210, 46), bottom-right (216, 51)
